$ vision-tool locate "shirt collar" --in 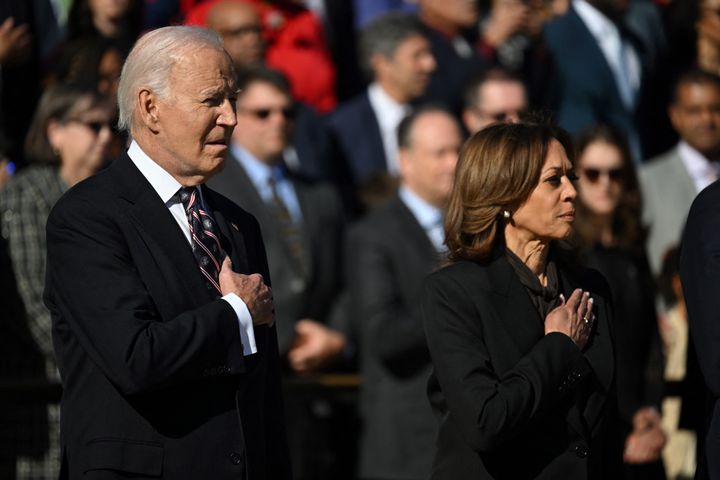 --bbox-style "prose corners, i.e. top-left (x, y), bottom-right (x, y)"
top-left (231, 143), bottom-right (276, 191)
top-left (398, 185), bottom-right (443, 230)
top-left (574, 0), bottom-right (619, 40)
top-left (127, 140), bottom-right (183, 204)
top-left (678, 140), bottom-right (718, 191)
top-left (367, 82), bottom-right (410, 131)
